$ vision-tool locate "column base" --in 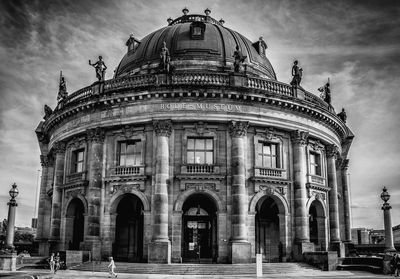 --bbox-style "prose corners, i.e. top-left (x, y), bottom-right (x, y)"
top-left (329, 242), bottom-right (345, 258)
top-left (229, 241), bottom-right (251, 263)
top-left (0, 252), bottom-right (17, 271)
top-left (293, 242), bottom-right (314, 261)
top-left (148, 241), bottom-right (171, 264)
